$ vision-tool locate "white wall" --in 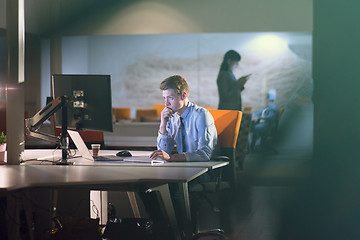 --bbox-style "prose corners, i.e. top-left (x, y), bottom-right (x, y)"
top-left (61, 36), bottom-right (89, 73)
top-left (61, 32), bottom-right (312, 118)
